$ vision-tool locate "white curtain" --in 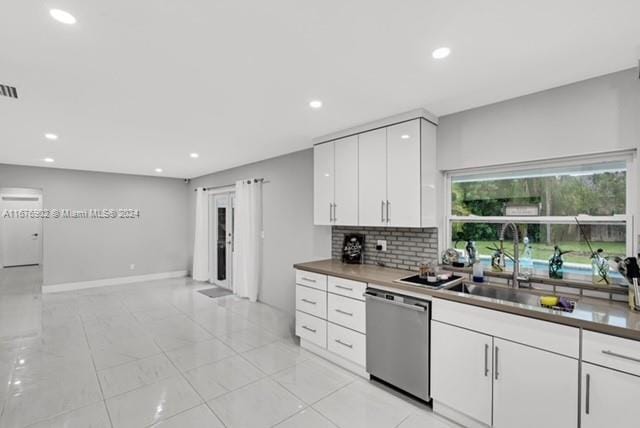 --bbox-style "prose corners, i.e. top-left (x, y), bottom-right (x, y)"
top-left (192, 188), bottom-right (209, 281)
top-left (233, 179), bottom-right (263, 301)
